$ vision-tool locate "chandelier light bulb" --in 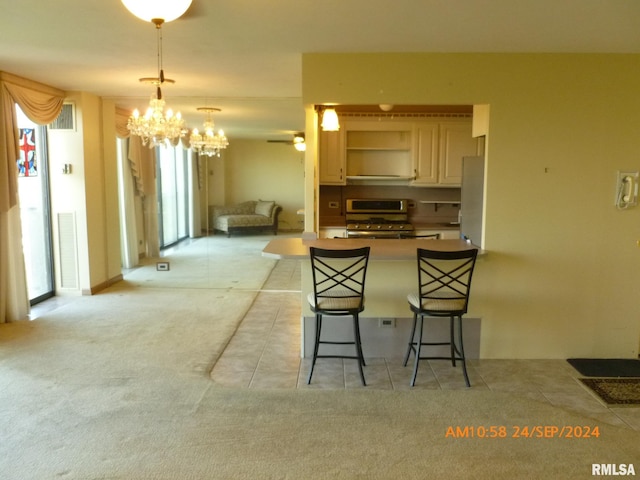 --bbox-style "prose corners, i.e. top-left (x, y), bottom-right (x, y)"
top-left (121, 0), bottom-right (193, 23)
